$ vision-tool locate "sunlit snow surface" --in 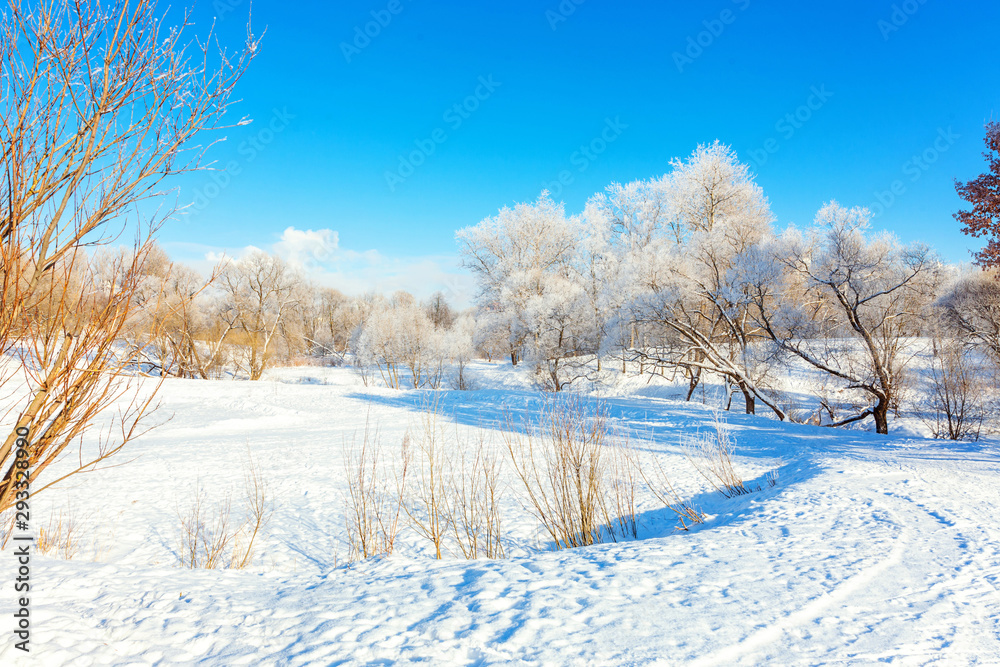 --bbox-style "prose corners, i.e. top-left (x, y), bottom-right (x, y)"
top-left (3, 362), bottom-right (1000, 665)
